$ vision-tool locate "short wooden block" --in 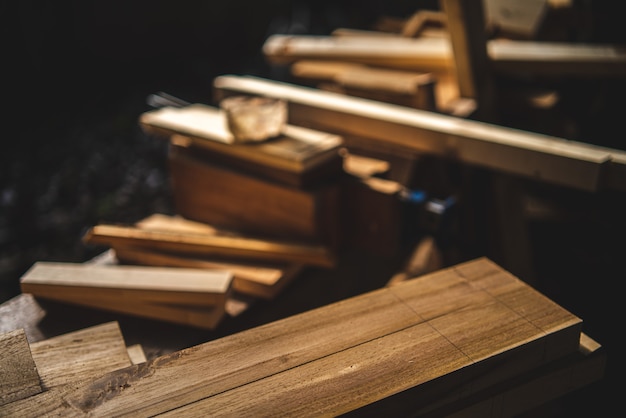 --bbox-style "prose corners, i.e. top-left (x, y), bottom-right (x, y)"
top-left (0, 329), bottom-right (42, 406)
